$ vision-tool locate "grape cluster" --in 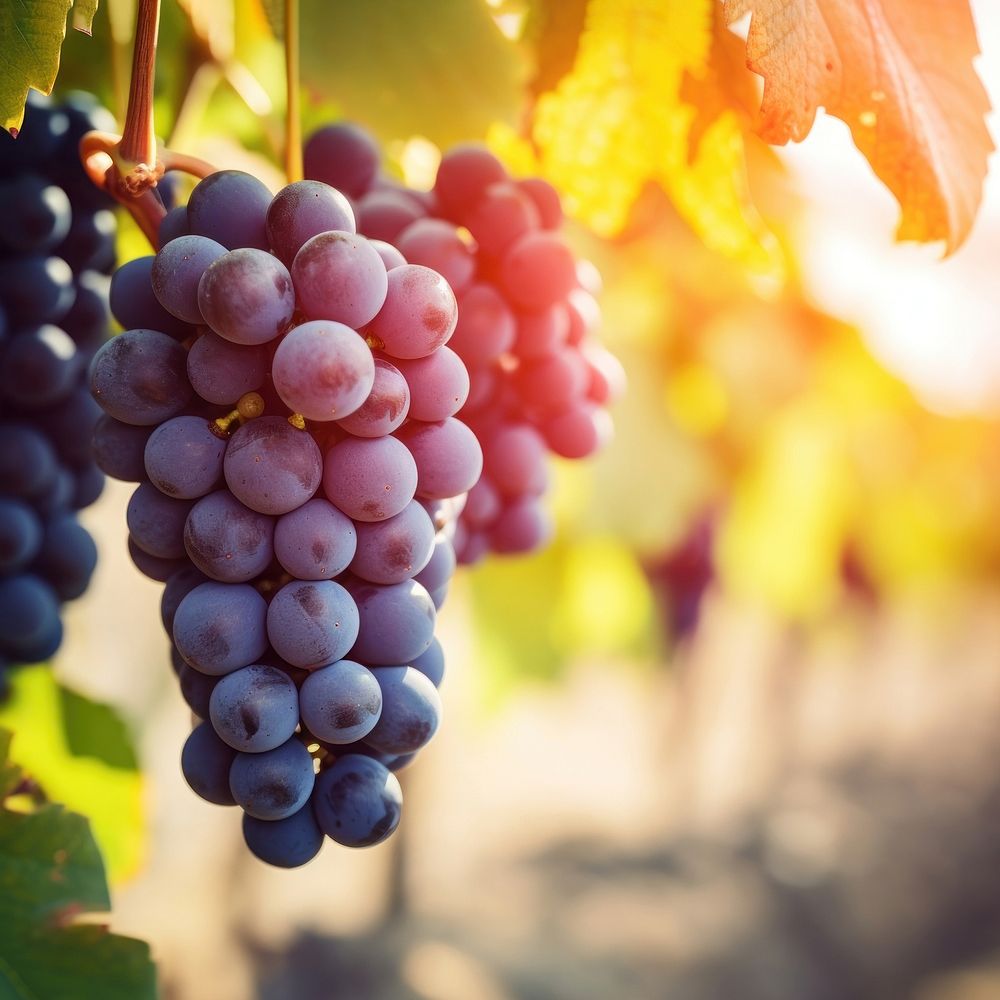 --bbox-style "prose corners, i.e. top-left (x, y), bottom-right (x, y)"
top-left (304, 124), bottom-right (624, 563)
top-left (90, 166), bottom-right (477, 867)
top-left (0, 93), bottom-right (117, 682)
